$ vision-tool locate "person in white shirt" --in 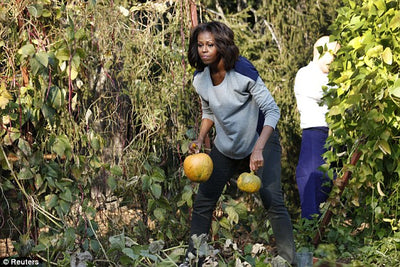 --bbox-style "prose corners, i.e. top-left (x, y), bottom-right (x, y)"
top-left (294, 36), bottom-right (340, 219)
